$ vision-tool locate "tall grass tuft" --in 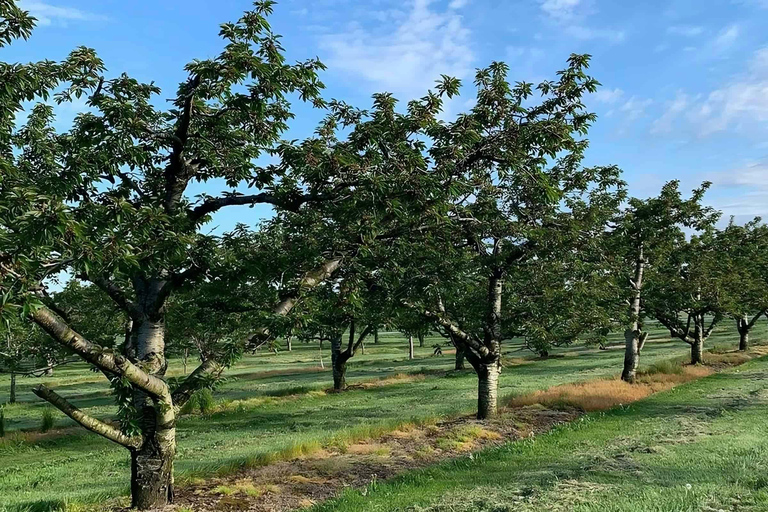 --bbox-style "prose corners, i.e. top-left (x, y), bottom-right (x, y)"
top-left (41, 408), bottom-right (55, 433)
top-left (181, 388), bottom-right (216, 416)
